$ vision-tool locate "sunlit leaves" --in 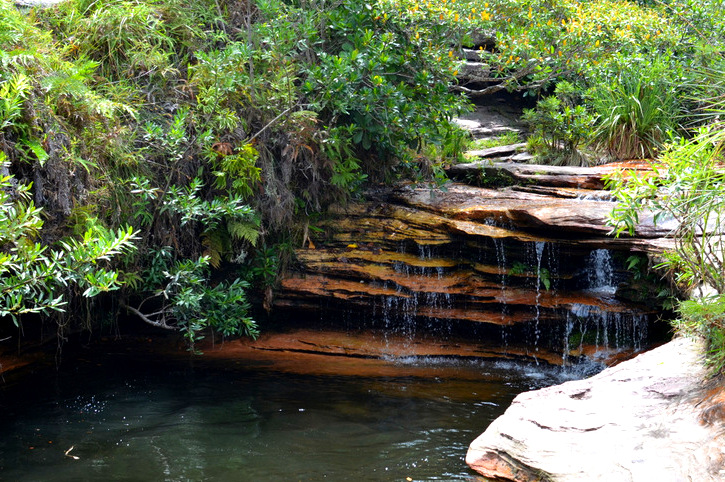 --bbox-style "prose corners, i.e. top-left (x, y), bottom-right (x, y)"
top-left (0, 166), bottom-right (137, 324)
